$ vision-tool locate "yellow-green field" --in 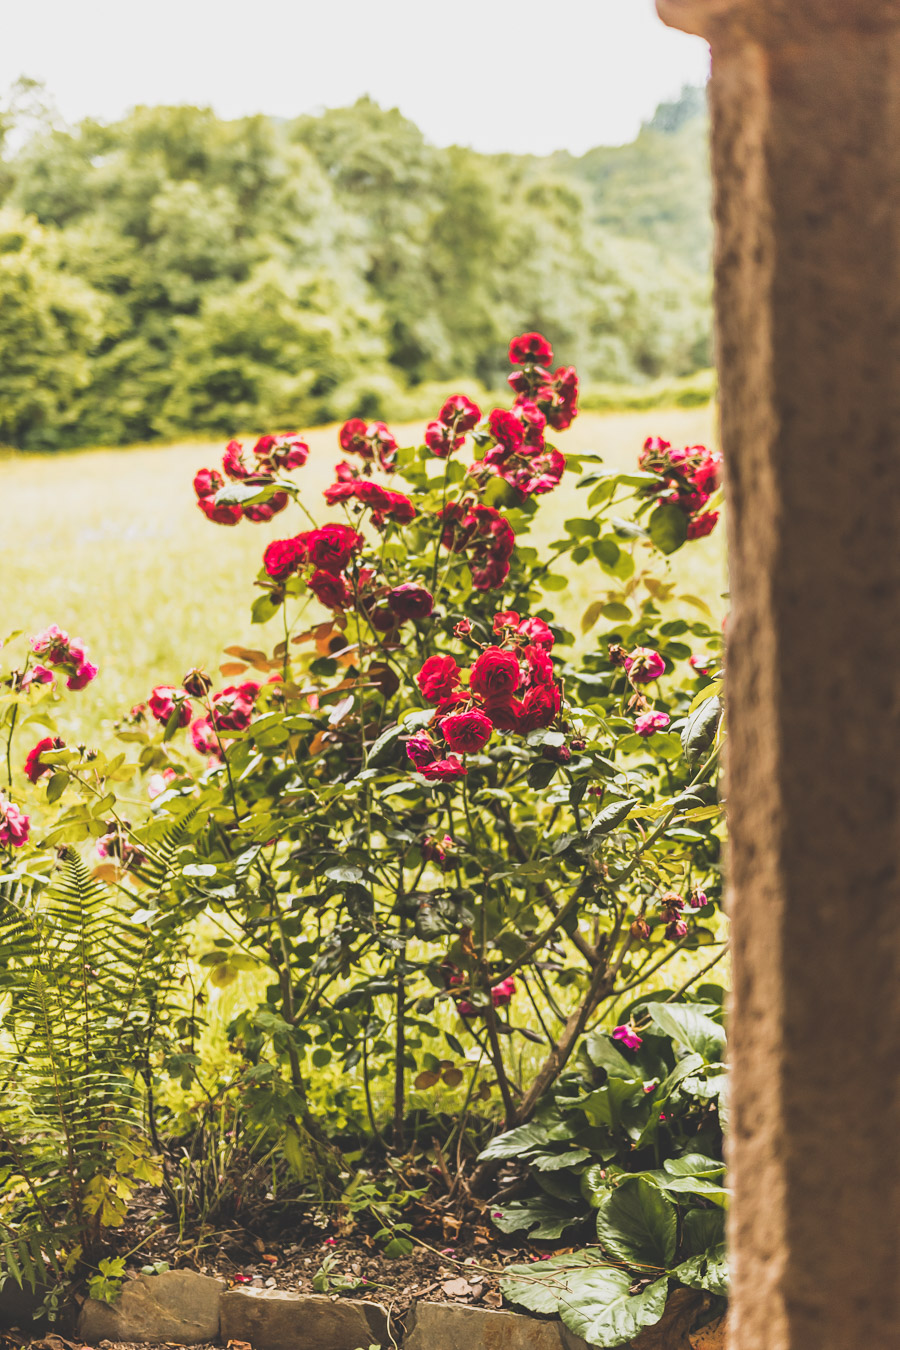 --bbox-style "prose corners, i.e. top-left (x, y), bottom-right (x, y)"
top-left (0, 407), bottom-right (724, 743)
